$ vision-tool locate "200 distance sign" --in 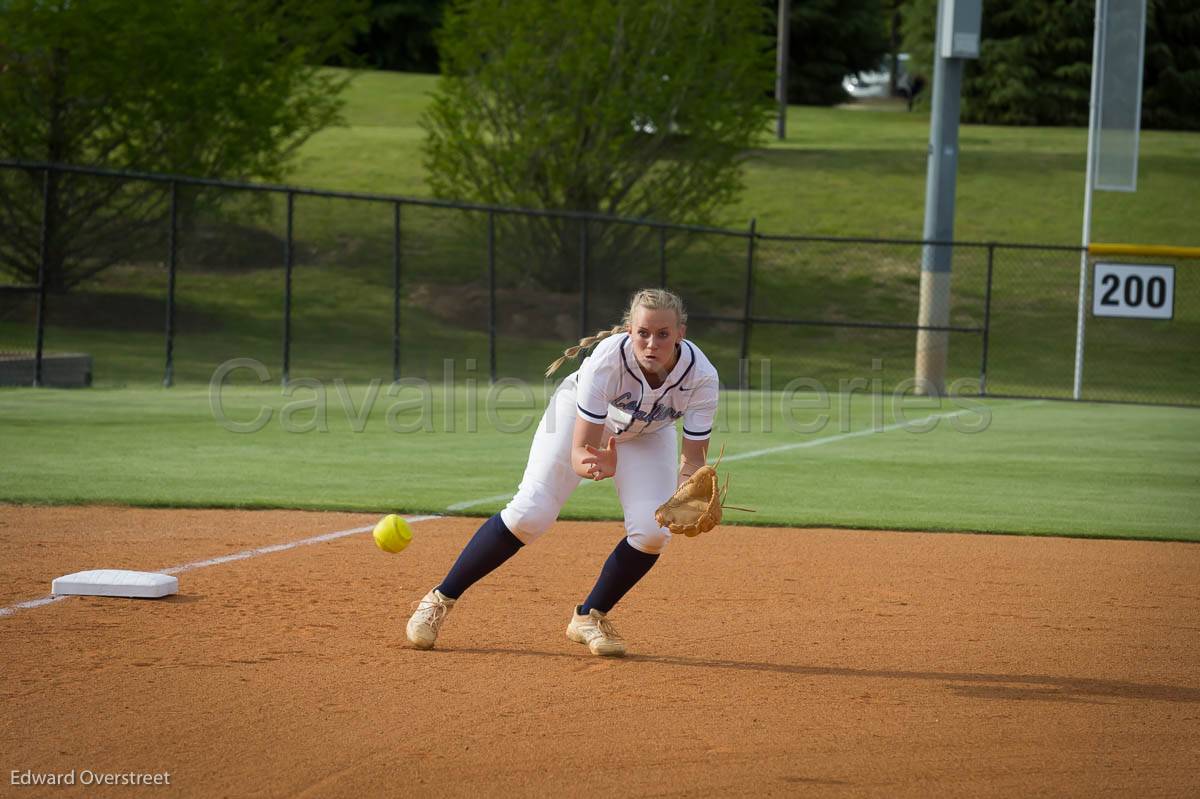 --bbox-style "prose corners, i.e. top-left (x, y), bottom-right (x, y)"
top-left (1092, 262), bottom-right (1175, 320)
